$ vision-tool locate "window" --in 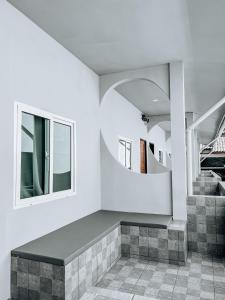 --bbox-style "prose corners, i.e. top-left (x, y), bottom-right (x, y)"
top-left (15, 102), bottom-right (76, 208)
top-left (118, 138), bottom-right (132, 169)
top-left (159, 150), bottom-right (163, 164)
